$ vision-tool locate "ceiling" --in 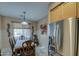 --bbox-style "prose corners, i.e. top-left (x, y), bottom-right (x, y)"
top-left (0, 2), bottom-right (49, 21)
